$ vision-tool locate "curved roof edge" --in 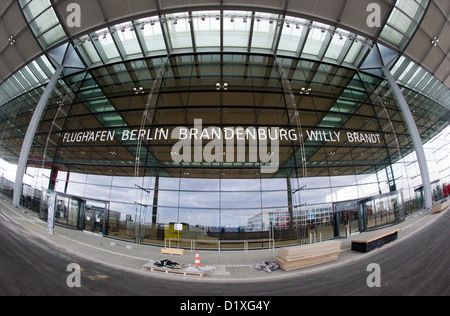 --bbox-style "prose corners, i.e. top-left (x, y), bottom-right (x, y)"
top-left (0, 0), bottom-right (448, 108)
